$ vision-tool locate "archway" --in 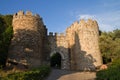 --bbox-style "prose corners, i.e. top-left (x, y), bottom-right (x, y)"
top-left (50, 52), bottom-right (61, 68)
